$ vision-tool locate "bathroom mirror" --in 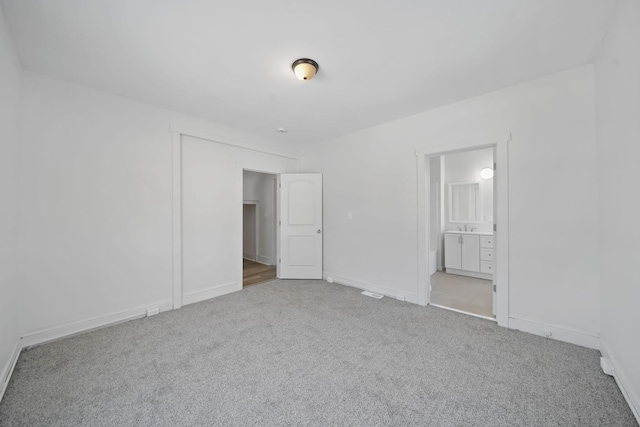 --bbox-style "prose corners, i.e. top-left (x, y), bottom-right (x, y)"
top-left (448, 182), bottom-right (481, 223)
